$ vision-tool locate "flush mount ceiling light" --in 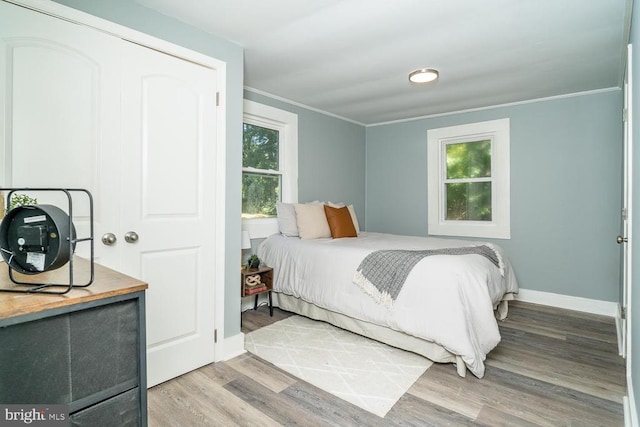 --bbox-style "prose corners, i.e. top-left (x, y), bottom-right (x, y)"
top-left (409, 68), bottom-right (439, 84)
